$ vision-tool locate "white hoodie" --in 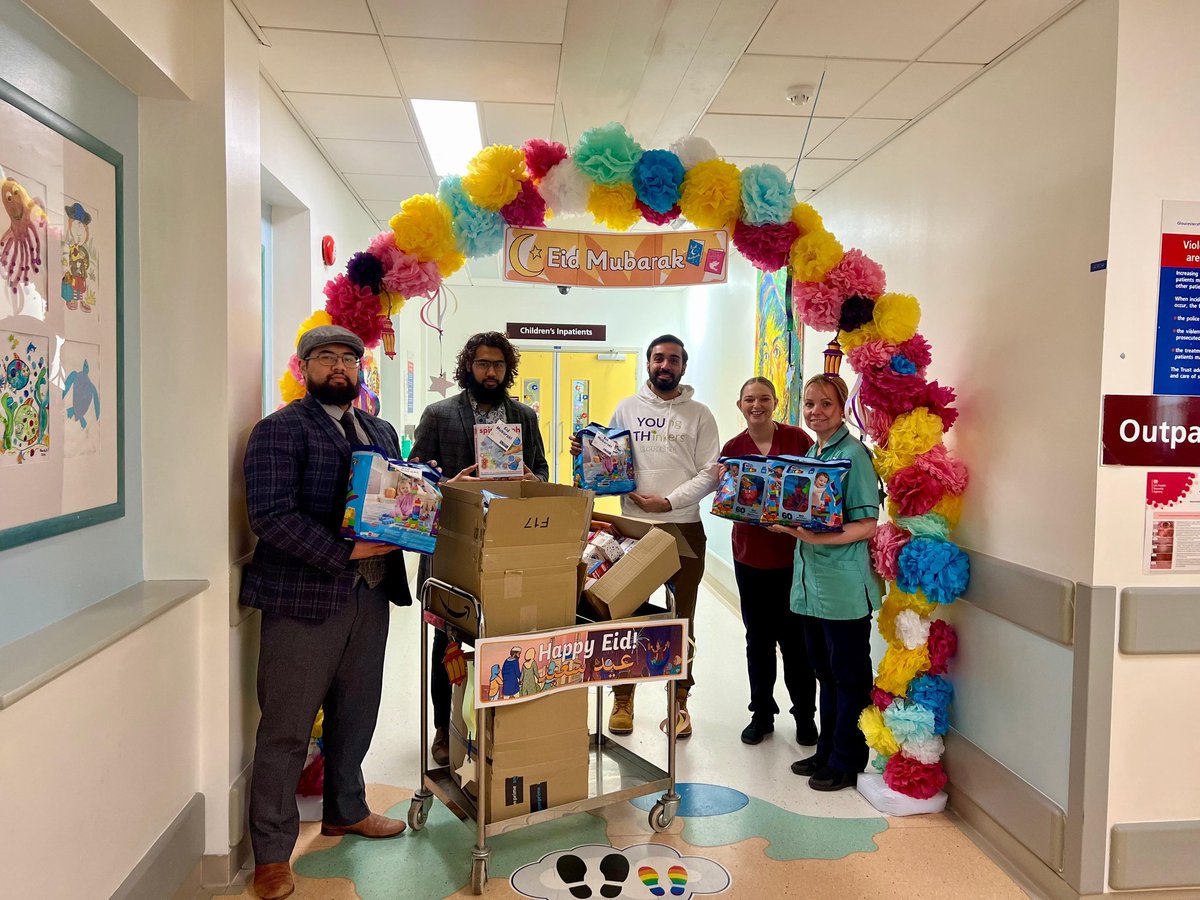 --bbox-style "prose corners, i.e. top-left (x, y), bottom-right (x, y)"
top-left (609, 381), bottom-right (720, 523)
